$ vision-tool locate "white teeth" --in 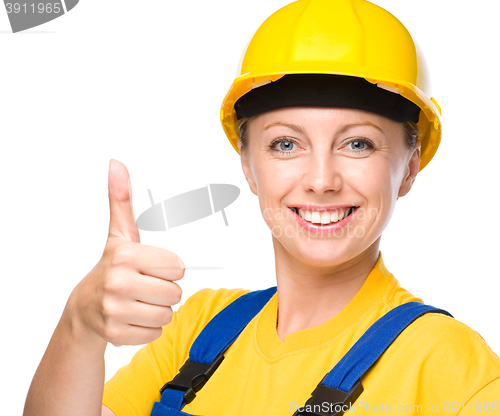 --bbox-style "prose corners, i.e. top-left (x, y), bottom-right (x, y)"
top-left (299, 208), bottom-right (313, 222)
top-left (320, 212), bottom-right (330, 224)
top-left (296, 207), bottom-right (354, 225)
